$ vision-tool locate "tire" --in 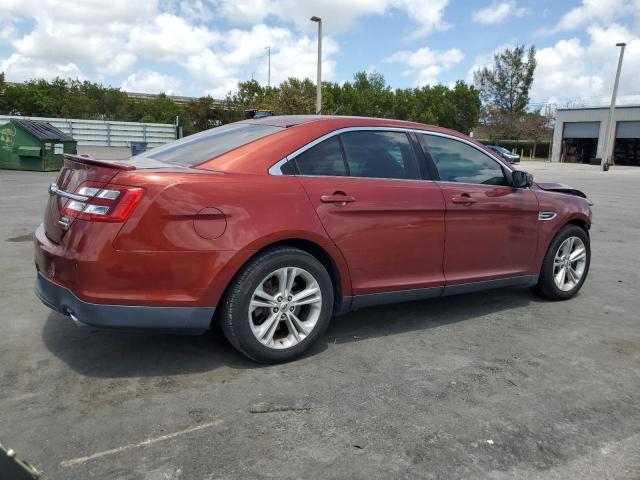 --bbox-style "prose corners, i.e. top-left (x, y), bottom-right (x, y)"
top-left (220, 247), bottom-right (334, 363)
top-left (531, 224), bottom-right (590, 300)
